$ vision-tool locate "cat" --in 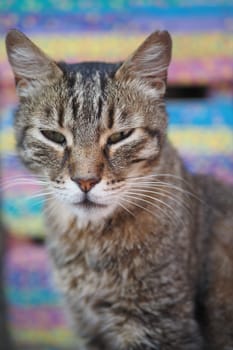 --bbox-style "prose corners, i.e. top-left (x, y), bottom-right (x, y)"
top-left (5, 29), bottom-right (233, 350)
